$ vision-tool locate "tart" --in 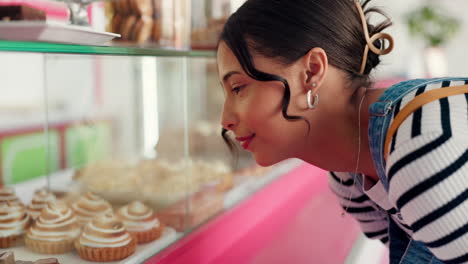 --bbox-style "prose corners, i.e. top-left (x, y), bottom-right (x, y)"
top-left (75, 213), bottom-right (136, 261)
top-left (25, 201), bottom-right (80, 254)
top-left (117, 201), bottom-right (163, 244)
